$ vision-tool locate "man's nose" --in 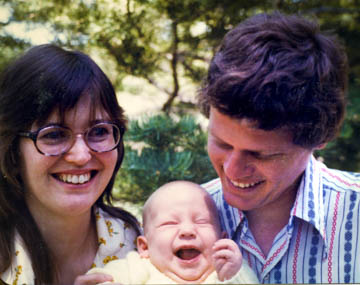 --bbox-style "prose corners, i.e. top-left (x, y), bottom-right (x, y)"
top-left (223, 151), bottom-right (255, 179)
